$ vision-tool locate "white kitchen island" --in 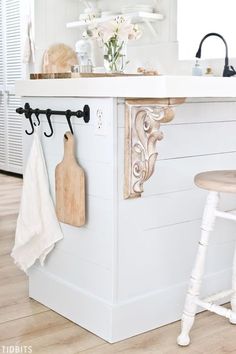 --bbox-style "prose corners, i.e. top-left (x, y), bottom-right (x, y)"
top-left (16, 76), bottom-right (236, 342)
